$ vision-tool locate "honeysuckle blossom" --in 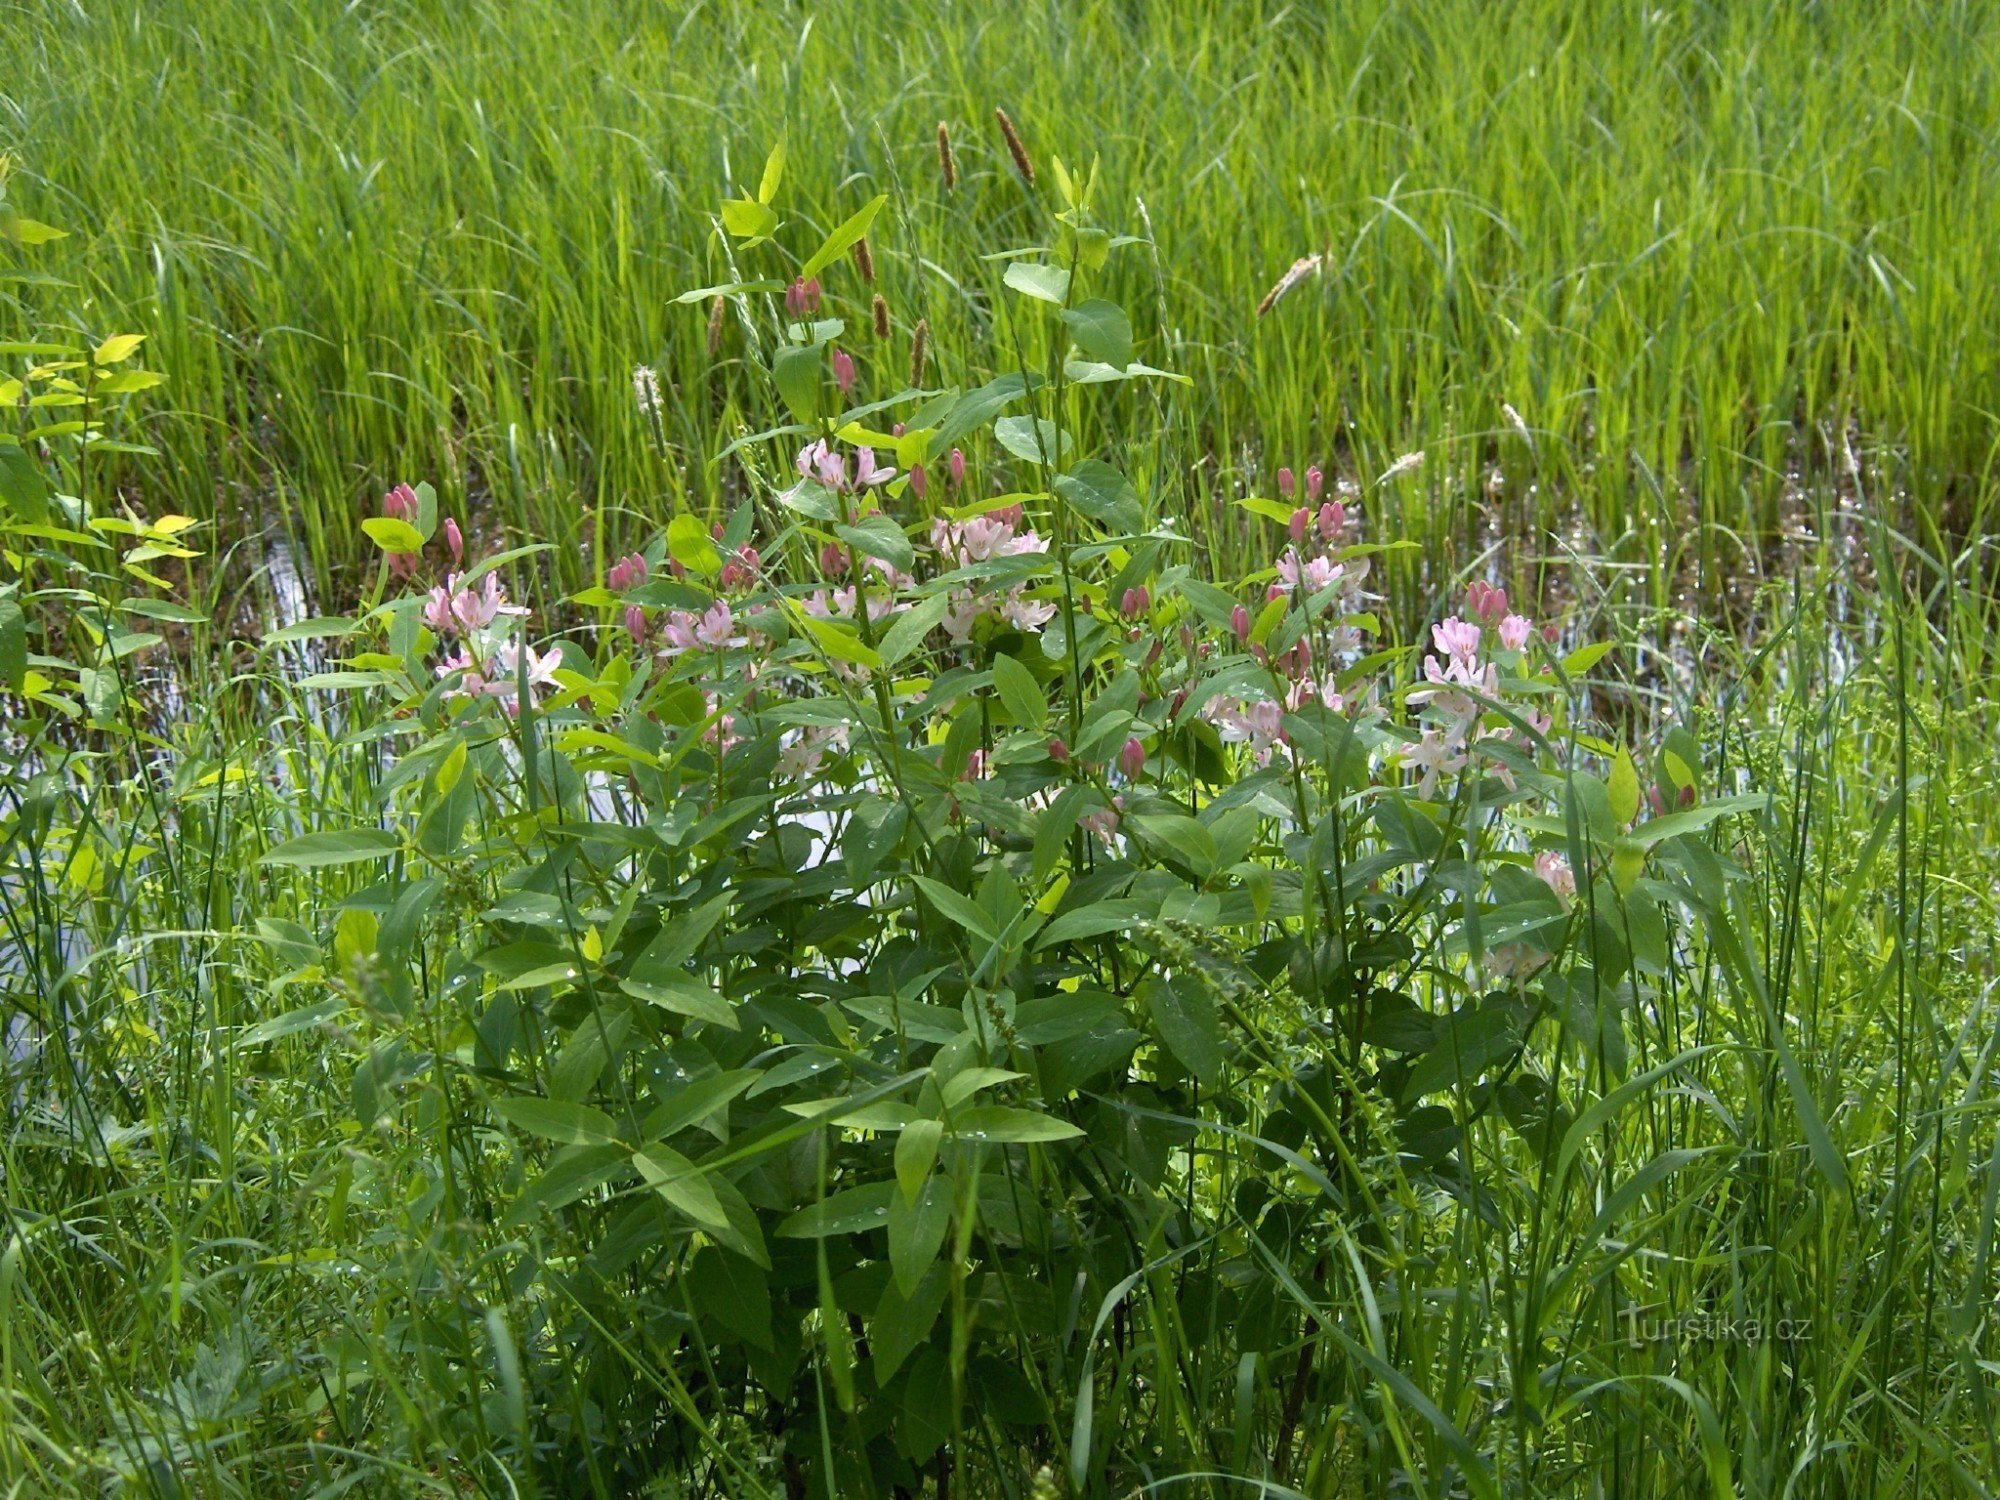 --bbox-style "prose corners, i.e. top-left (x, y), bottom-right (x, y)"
top-left (1206, 695), bottom-right (1287, 765)
top-left (1534, 850), bottom-right (1577, 902)
top-left (423, 572), bottom-right (527, 639)
top-left (607, 552), bottom-right (649, 592)
top-left (776, 723), bottom-right (848, 783)
top-left (659, 600), bottom-right (746, 656)
top-left (796, 440), bottom-right (896, 494)
top-left (439, 639), bottom-right (559, 714)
